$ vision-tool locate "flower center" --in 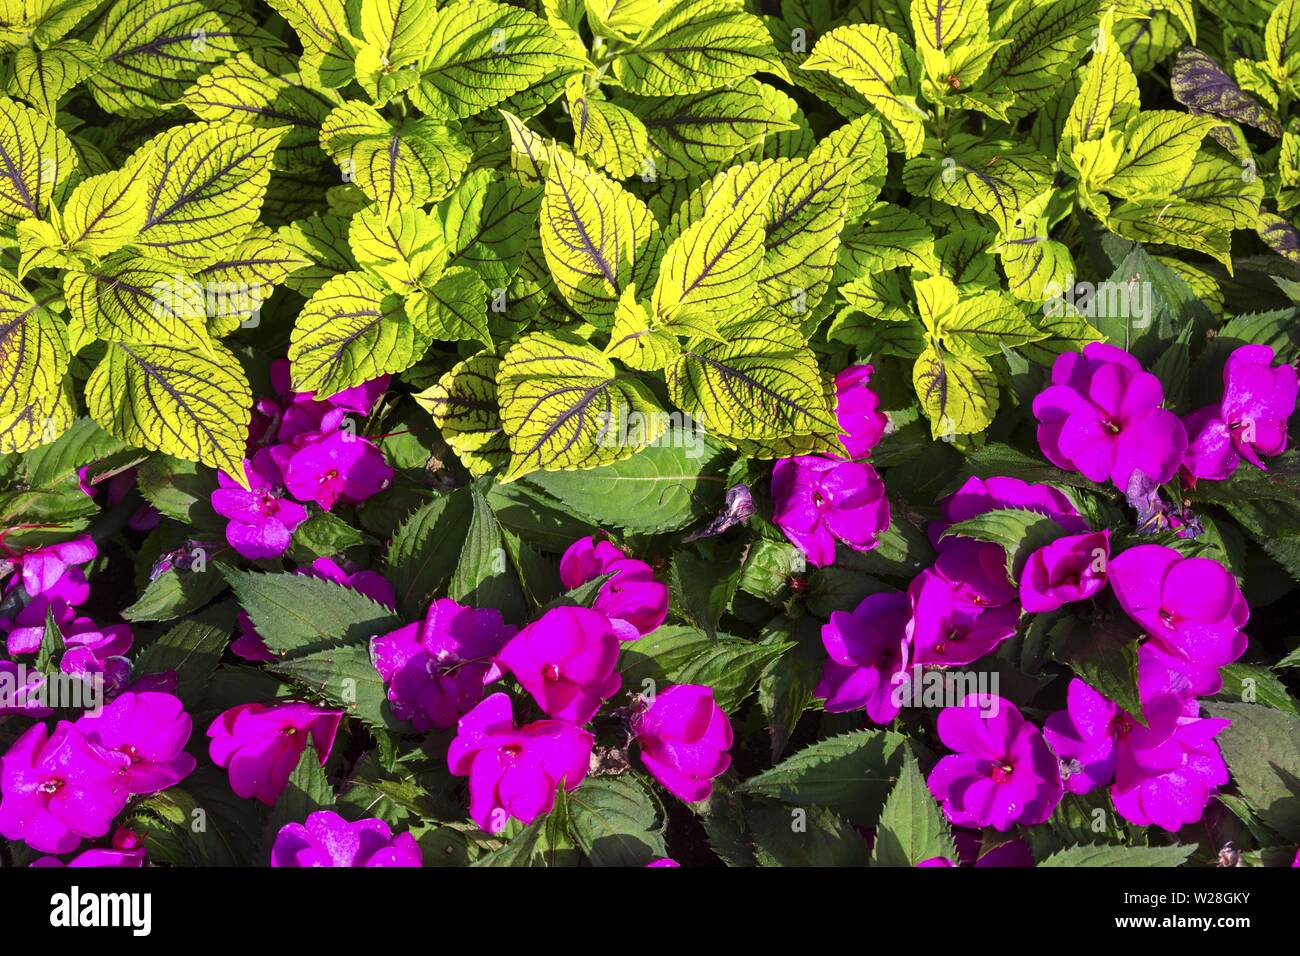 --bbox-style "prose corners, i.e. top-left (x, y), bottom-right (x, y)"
top-left (37, 778), bottom-right (63, 796)
top-left (1158, 608), bottom-right (1176, 629)
top-left (320, 469), bottom-right (339, 485)
top-left (542, 663), bottom-right (561, 683)
top-left (990, 761), bottom-right (1014, 784)
top-left (498, 743), bottom-right (522, 761)
top-left (1109, 715), bottom-right (1132, 738)
top-left (1102, 417), bottom-right (1122, 434)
